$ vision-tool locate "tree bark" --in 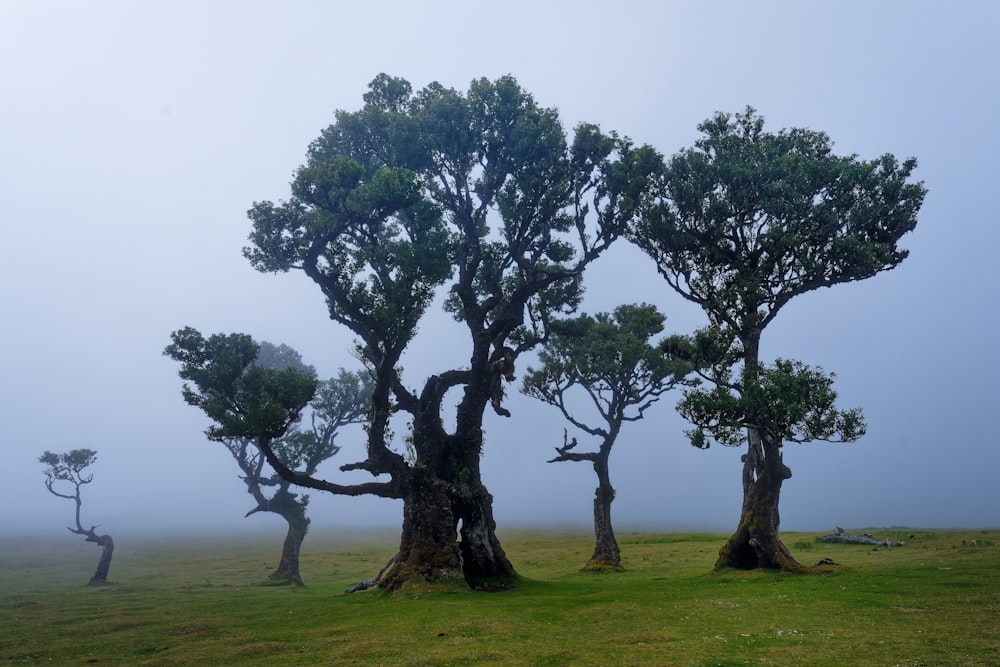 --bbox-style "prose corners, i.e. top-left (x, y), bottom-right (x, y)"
top-left (378, 469), bottom-right (465, 591)
top-left (376, 369), bottom-right (517, 591)
top-left (87, 533), bottom-right (114, 585)
top-left (715, 433), bottom-right (804, 572)
top-left (265, 491), bottom-right (309, 586)
top-left (454, 482), bottom-right (516, 585)
top-left (581, 457), bottom-right (621, 571)
top-left (715, 332), bottom-right (804, 572)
